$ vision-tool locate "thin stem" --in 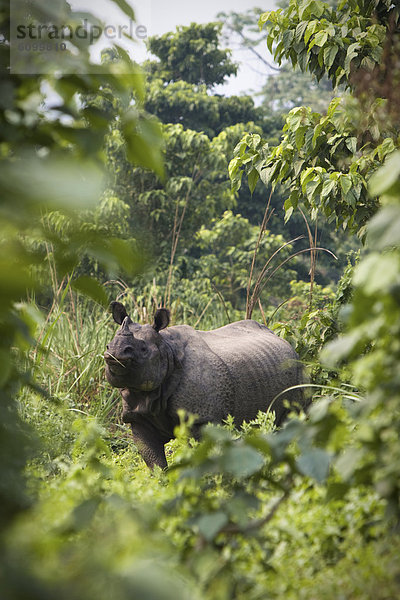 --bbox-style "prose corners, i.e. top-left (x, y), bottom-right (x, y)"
top-left (193, 295), bottom-right (216, 328)
top-left (266, 297), bottom-right (291, 326)
top-left (232, 27), bottom-right (281, 72)
top-left (246, 189), bottom-right (274, 319)
top-left (210, 280), bottom-right (231, 324)
top-left (299, 207), bottom-right (317, 310)
top-left (248, 235), bottom-right (304, 319)
top-left (164, 164), bottom-right (200, 307)
top-left (256, 246), bottom-right (337, 302)
top-left (257, 298), bottom-right (268, 326)
top-left (312, 217), bottom-right (318, 308)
